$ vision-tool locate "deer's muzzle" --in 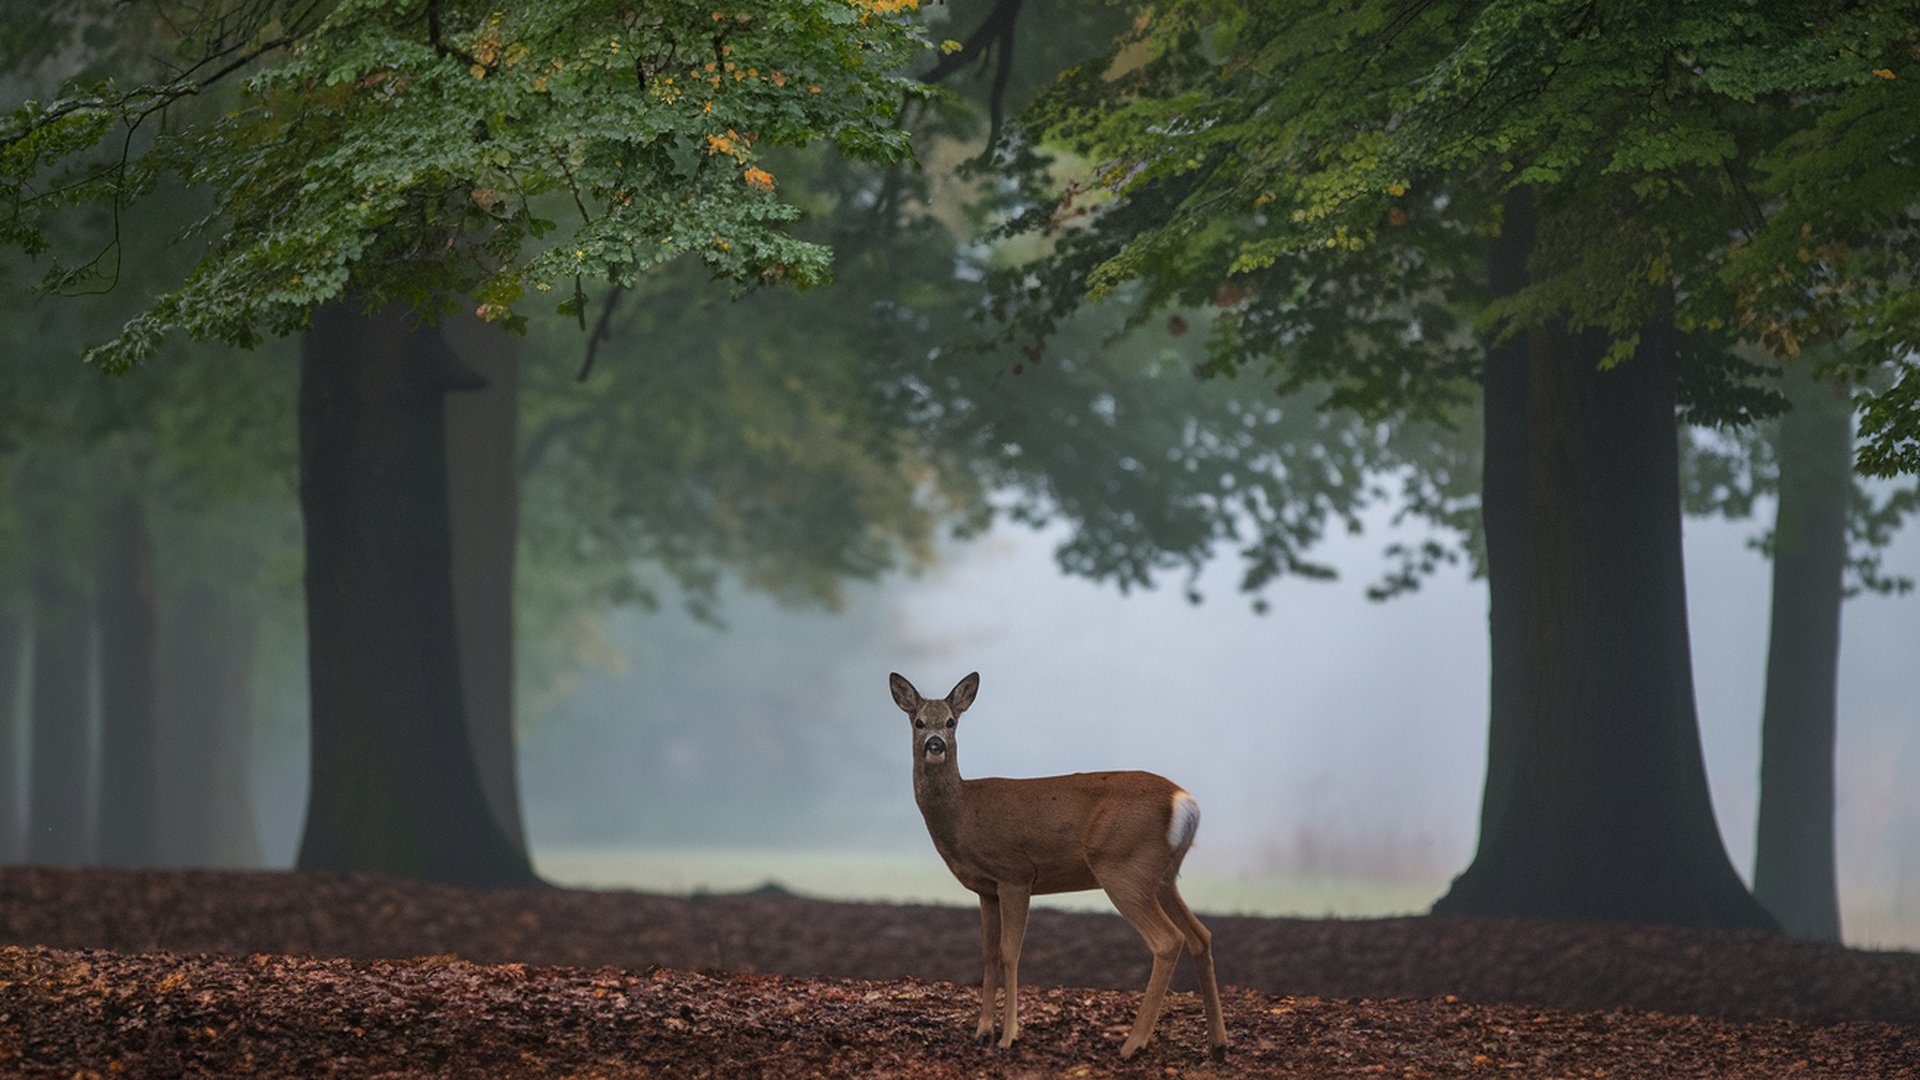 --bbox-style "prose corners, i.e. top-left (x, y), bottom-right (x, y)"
top-left (922, 734), bottom-right (948, 762)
